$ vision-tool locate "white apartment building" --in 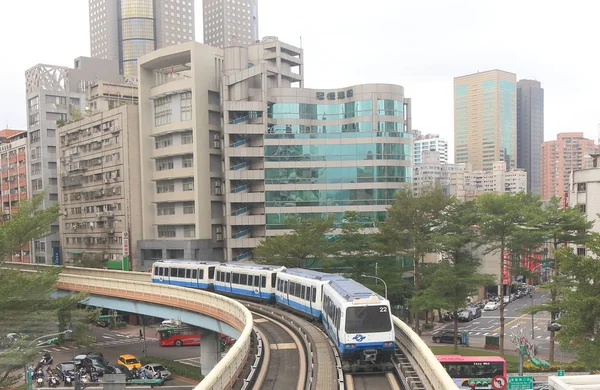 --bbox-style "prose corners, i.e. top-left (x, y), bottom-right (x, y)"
top-left (412, 130), bottom-right (448, 164)
top-left (449, 161), bottom-right (527, 201)
top-left (569, 154), bottom-right (600, 255)
top-left (413, 150), bottom-right (463, 196)
top-left (57, 82), bottom-right (142, 270)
